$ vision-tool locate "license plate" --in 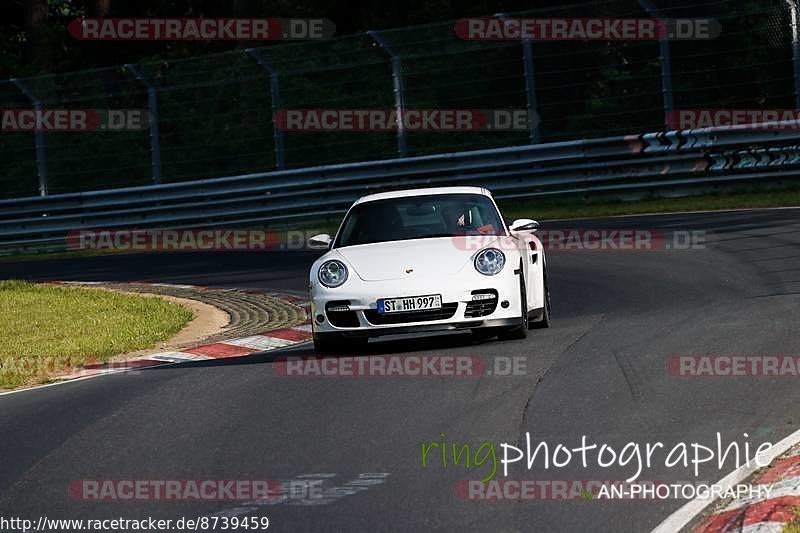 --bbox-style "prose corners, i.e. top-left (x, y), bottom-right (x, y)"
top-left (377, 294), bottom-right (442, 314)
